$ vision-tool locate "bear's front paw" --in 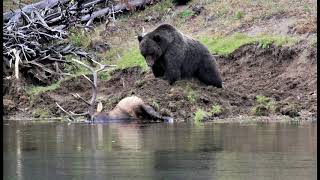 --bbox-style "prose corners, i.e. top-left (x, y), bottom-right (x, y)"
top-left (162, 75), bottom-right (168, 81)
top-left (167, 78), bottom-right (176, 85)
